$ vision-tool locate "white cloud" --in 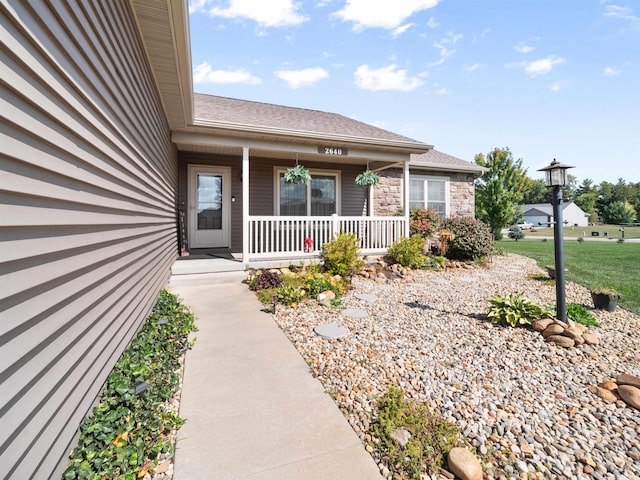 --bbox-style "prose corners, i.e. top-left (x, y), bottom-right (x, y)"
top-left (333, 0), bottom-right (440, 30)
top-left (426, 16), bottom-right (439, 28)
top-left (603, 66), bottom-right (621, 76)
top-left (463, 63), bottom-right (483, 72)
top-left (275, 67), bottom-right (329, 88)
top-left (514, 43), bottom-right (535, 53)
top-left (201, 0), bottom-right (308, 27)
top-left (392, 23), bottom-right (414, 37)
top-left (354, 64), bottom-right (425, 91)
top-left (429, 31), bottom-right (463, 66)
top-left (603, 4), bottom-right (639, 23)
top-left (548, 80), bottom-right (572, 92)
top-left (193, 62), bottom-right (262, 85)
top-left (189, 0), bottom-right (207, 14)
top-left (434, 87), bottom-right (449, 95)
top-left (515, 55), bottom-right (566, 77)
